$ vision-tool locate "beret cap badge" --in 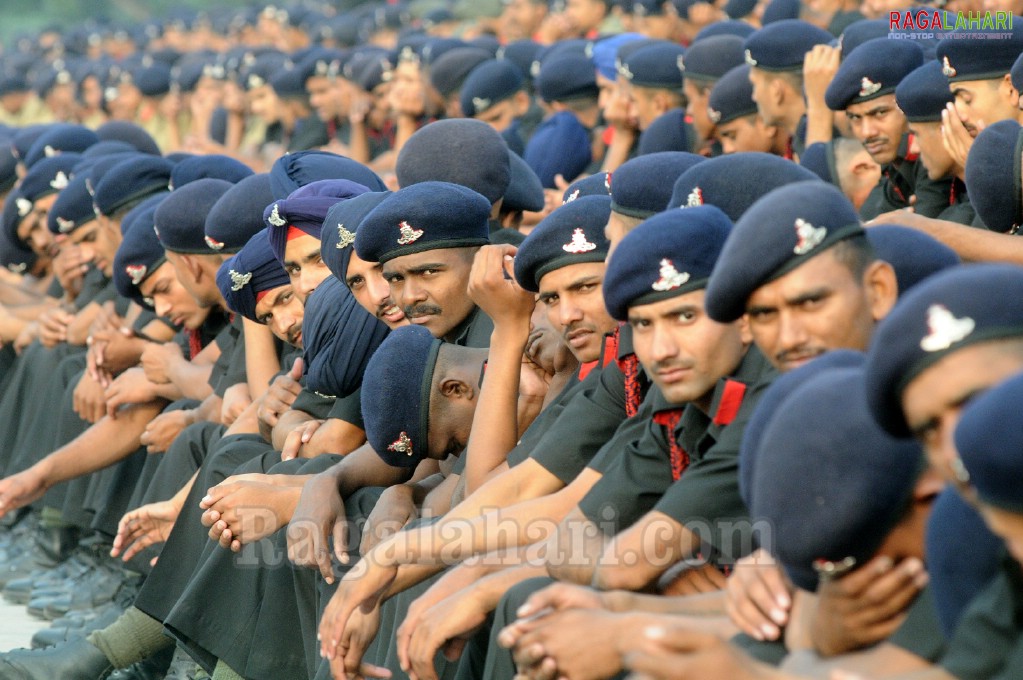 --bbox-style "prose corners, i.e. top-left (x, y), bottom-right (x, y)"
top-left (229, 269), bottom-right (253, 291)
top-left (919, 304), bottom-right (975, 352)
top-left (707, 107), bottom-right (722, 124)
top-left (562, 228), bottom-right (597, 254)
top-left (686, 186), bottom-right (704, 208)
top-left (744, 49), bottom-right (757, 67)
top-left (56, 216), bottom-right (75, 233)
top-left (388, 431), bottom-right (414, 456)
top-left (651, 258), bottom-right (691, 292)
top-left (204, 235), bottom-right (226, 251)
top-left (397, 220), bottom-right (424, 245)
top-left (336, 224), bottom-right (355, 249)
top-left (793, 218), bottom-right (827, 255)
top-left (126, 265), bottom-right (148, 285)
top-left (564, 189), bottom-right (581, 203)
top-left (858, 76), bottom-right (881, 98)
top-left (16, 198), bottom-right (32, 218)
top-left (267, 203), bottom-right (287, 227)
top-left (942, 56), bottom-right (956, 78)
top-left (472, 96), bottom-right (491, 113)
